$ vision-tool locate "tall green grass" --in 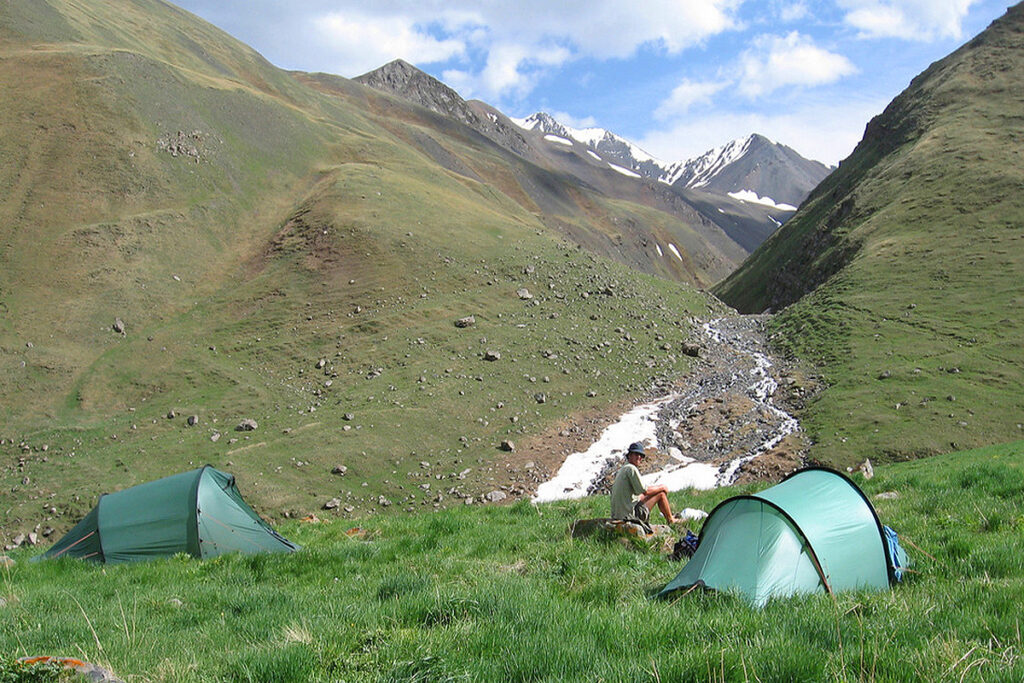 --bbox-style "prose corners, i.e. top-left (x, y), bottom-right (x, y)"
top-left (3, 441), bottom-right (1022, 681)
